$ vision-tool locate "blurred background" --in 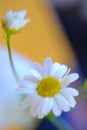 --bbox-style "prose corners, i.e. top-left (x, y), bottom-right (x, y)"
top-left (0, 0), bottom-right (87, 130)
